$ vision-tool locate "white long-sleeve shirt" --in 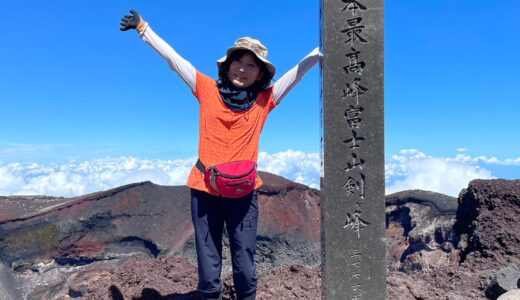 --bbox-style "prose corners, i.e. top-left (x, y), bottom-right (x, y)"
top-left (139, 23), bottom-right (321, 105)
